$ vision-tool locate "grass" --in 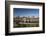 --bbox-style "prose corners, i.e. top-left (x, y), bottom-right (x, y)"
top-left (14, 23), bottom-right (39, 28)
